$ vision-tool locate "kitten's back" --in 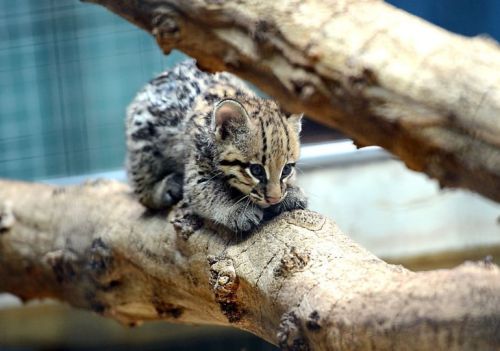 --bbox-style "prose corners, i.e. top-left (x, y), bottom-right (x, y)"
top-left (125, 60), bottom-right (251, 208)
